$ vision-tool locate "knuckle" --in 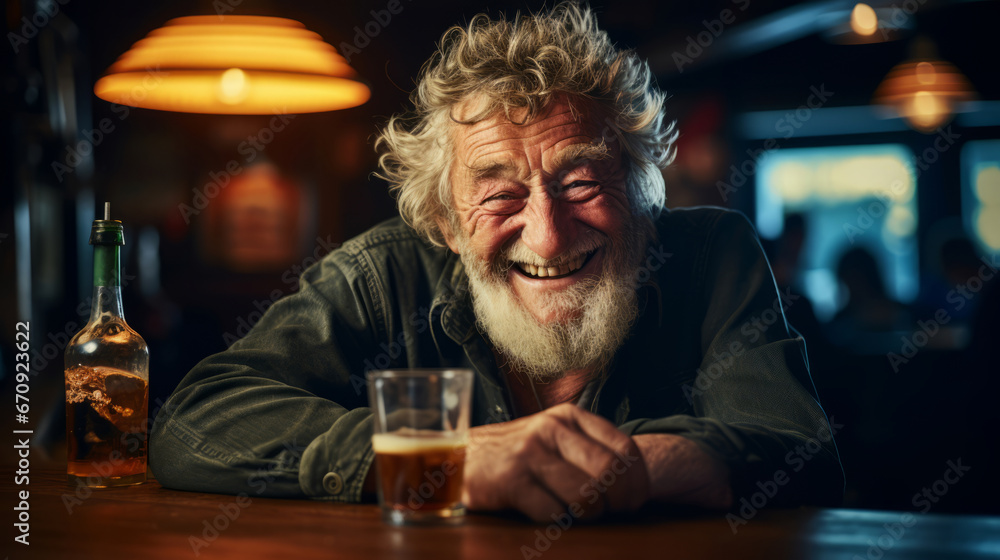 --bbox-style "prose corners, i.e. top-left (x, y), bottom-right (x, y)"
top-left (510, 434), bottom-right (537, 458)
top-left (510, 440), bottom-right (528, 457)
top-left (553, 402), bottom-right (580, 418)
top-left (532, 412), bottom-right (562, 433)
